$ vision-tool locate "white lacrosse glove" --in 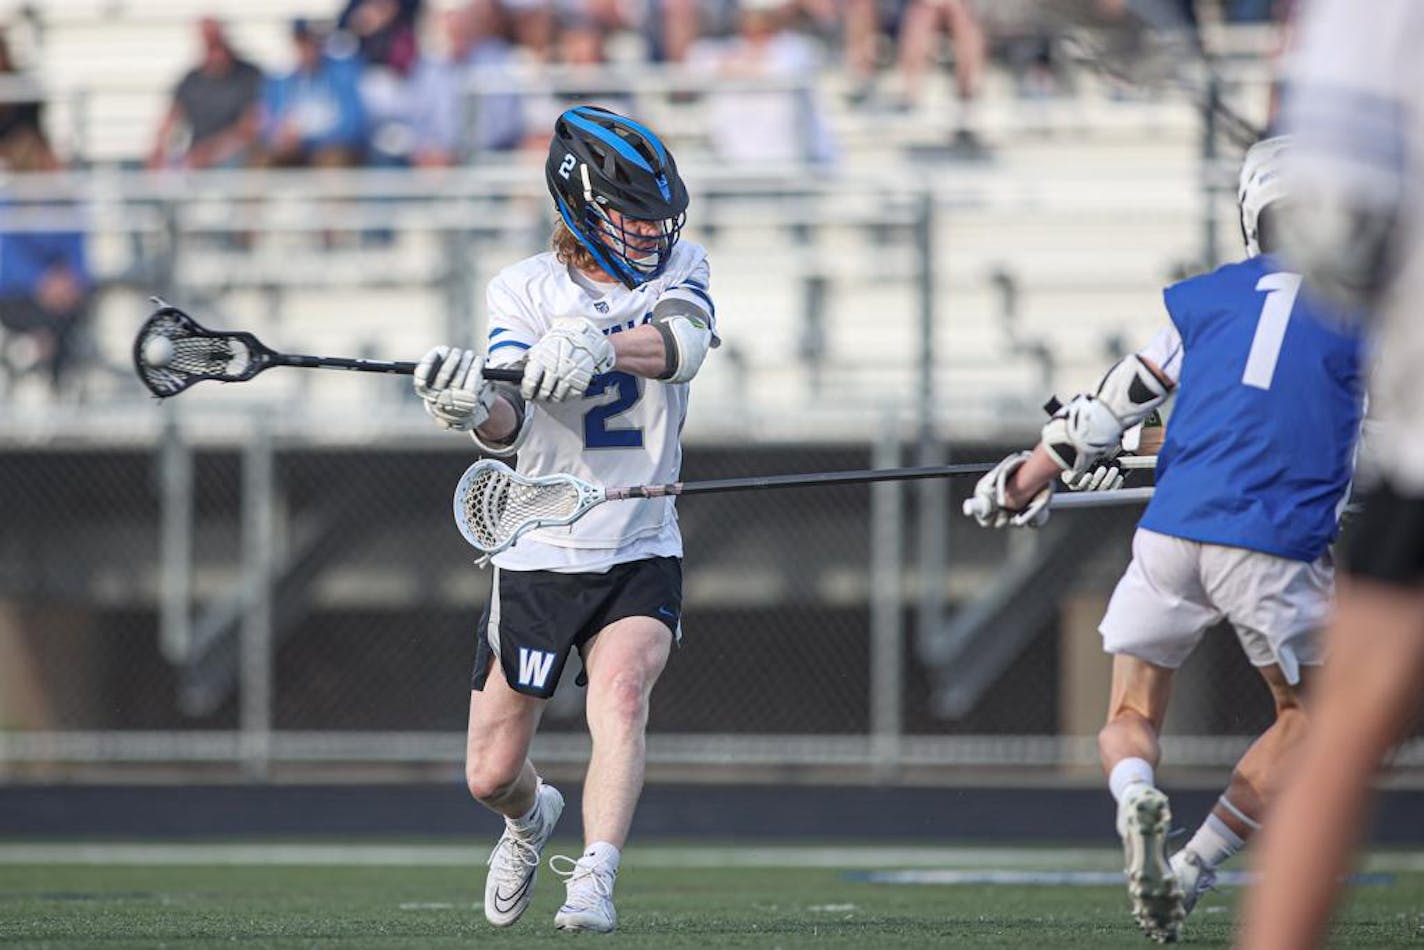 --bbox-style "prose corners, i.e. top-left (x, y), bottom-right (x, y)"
top-left (1041, 393), bottom-right (1124, 479)
top-left (1061, 462), bottom-right (1126, 492)
top-left (413, 345), bottom-right (497, 431)
top-left (521, 317), bottom-right (616, 402)
top-left (967, 450), bottom-right (1054, 529)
